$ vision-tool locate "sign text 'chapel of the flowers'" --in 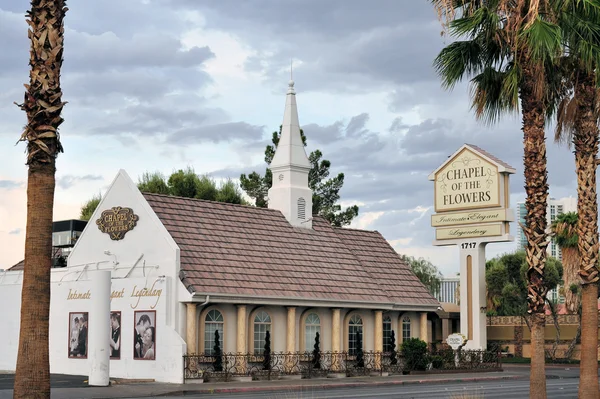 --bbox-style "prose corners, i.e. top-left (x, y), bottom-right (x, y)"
top-left (433, 148), bottom-right (500, 213)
